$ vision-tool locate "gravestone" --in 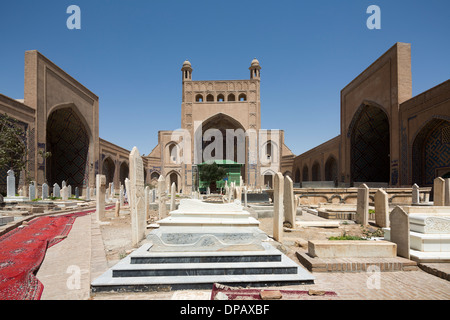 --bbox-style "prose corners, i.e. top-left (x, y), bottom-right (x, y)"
top-left (42, 183), bottom-right (49, 200)
top-left (119, 185), bottom-right (124, 207)
top-left (6, 169), bottom-right (15, 197)
top-left (356, 184), bottom-right (369, 225)
top-left (283, 176), bottom-right (295, 227)
top-left (62, 180), bottom-right (66, 188)
top-left (412, 184), bottom-right (419, 204)
top-left (61, 186), bottom-right (68, 201)
top-left (390, 206), bottom-right (410, 259)
top-left (433, 177), bottom-right (445, 206)
top-left (53, 183), bottom-right (60, 198)
top-left (86, 187), bottom-right (90, 201)
top-left (374, 188), bottom-right (389, 228)
top-left (144, 186), bottom-right (150, 221)
top-left (170, 182), bottom-right (176, 212)
top-left (244, 186), bottom-right (248, 207)
top-left (151, 189), bottom-right (156, 203)
top-left (115, 200), bottom-right (120, 218)
top-left (29, 182), bottom-right (36, 200)
top-left (129, 147), bottom-right (146, 246)
top-left (273, 172), bottom-right (284, 242)
top-left (75, 187), bottom-right (79, 199)
top-left (124, 178), bottom-right (130, 205)
top-left (96, 175), bottom-right (106, 221)
top-left (158, 175), bottom-right (167, 219)
top-left (68, 185), bottom-right (72, 198)
top-left (111, 182), bottom-right (115, 197)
